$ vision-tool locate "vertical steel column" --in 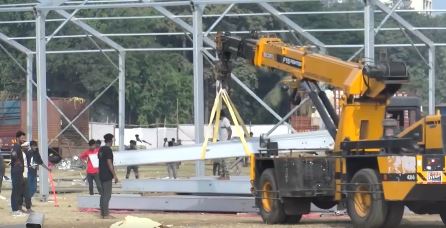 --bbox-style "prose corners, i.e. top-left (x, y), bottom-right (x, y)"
top-left (428, 46), bottom-right (436, 114)
top-left (26, 54), bottom-right (33, 141)
top-left (193, 3), bottom-right (205, 176)
top-left (364, 0), bottom-right (375, 64)
top-left (118, 51), bottom-right (126, 151)
top-left (36, 9), bottom-right (49, 201)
